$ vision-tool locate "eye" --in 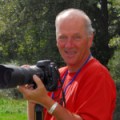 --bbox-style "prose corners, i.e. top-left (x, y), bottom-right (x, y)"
top-left (73, 35), bottom-right (81, 41)
top-left (58, 35), bottom-right (67, 42)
